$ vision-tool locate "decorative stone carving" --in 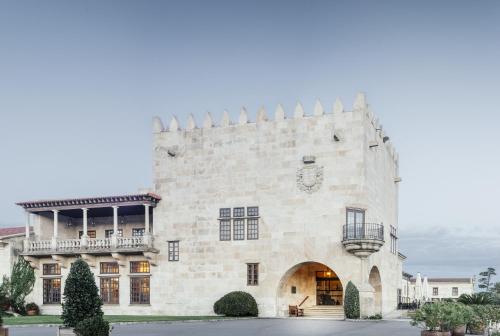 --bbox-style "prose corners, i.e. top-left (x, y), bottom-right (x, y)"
top-left (297, 164), bottom-right (324, 193)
